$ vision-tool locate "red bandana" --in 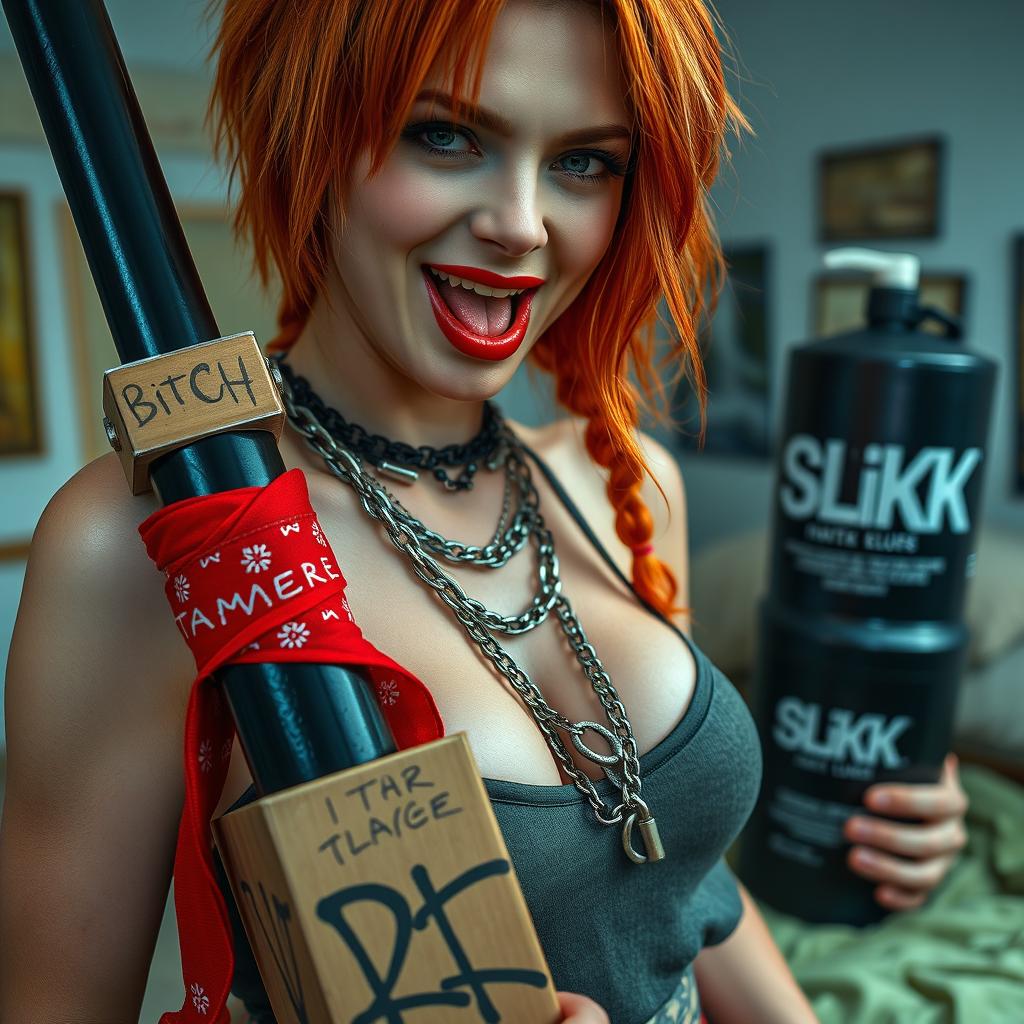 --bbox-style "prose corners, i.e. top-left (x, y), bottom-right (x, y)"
top-left (139, 469), bottom-right (443, 1023)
